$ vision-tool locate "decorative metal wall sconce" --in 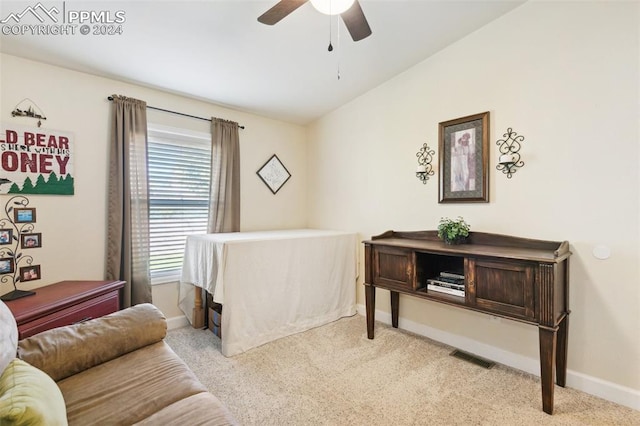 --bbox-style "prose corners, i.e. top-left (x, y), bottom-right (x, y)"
top-left (415, 143), bottom-right (435, 184)
top-left (496, 128), bottom-right (525, 178)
